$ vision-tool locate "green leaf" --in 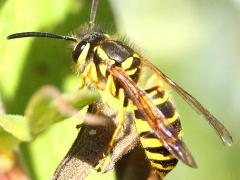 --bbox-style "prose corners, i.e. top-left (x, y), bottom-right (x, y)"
top-left (0, 128), bottom-right (20, 152)
top-left (0, 115), bottom-right (31, 141)
top-left (25, 86), bottom-right (61, 136)
top-left (25, 86), bottom-right (100, 136)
